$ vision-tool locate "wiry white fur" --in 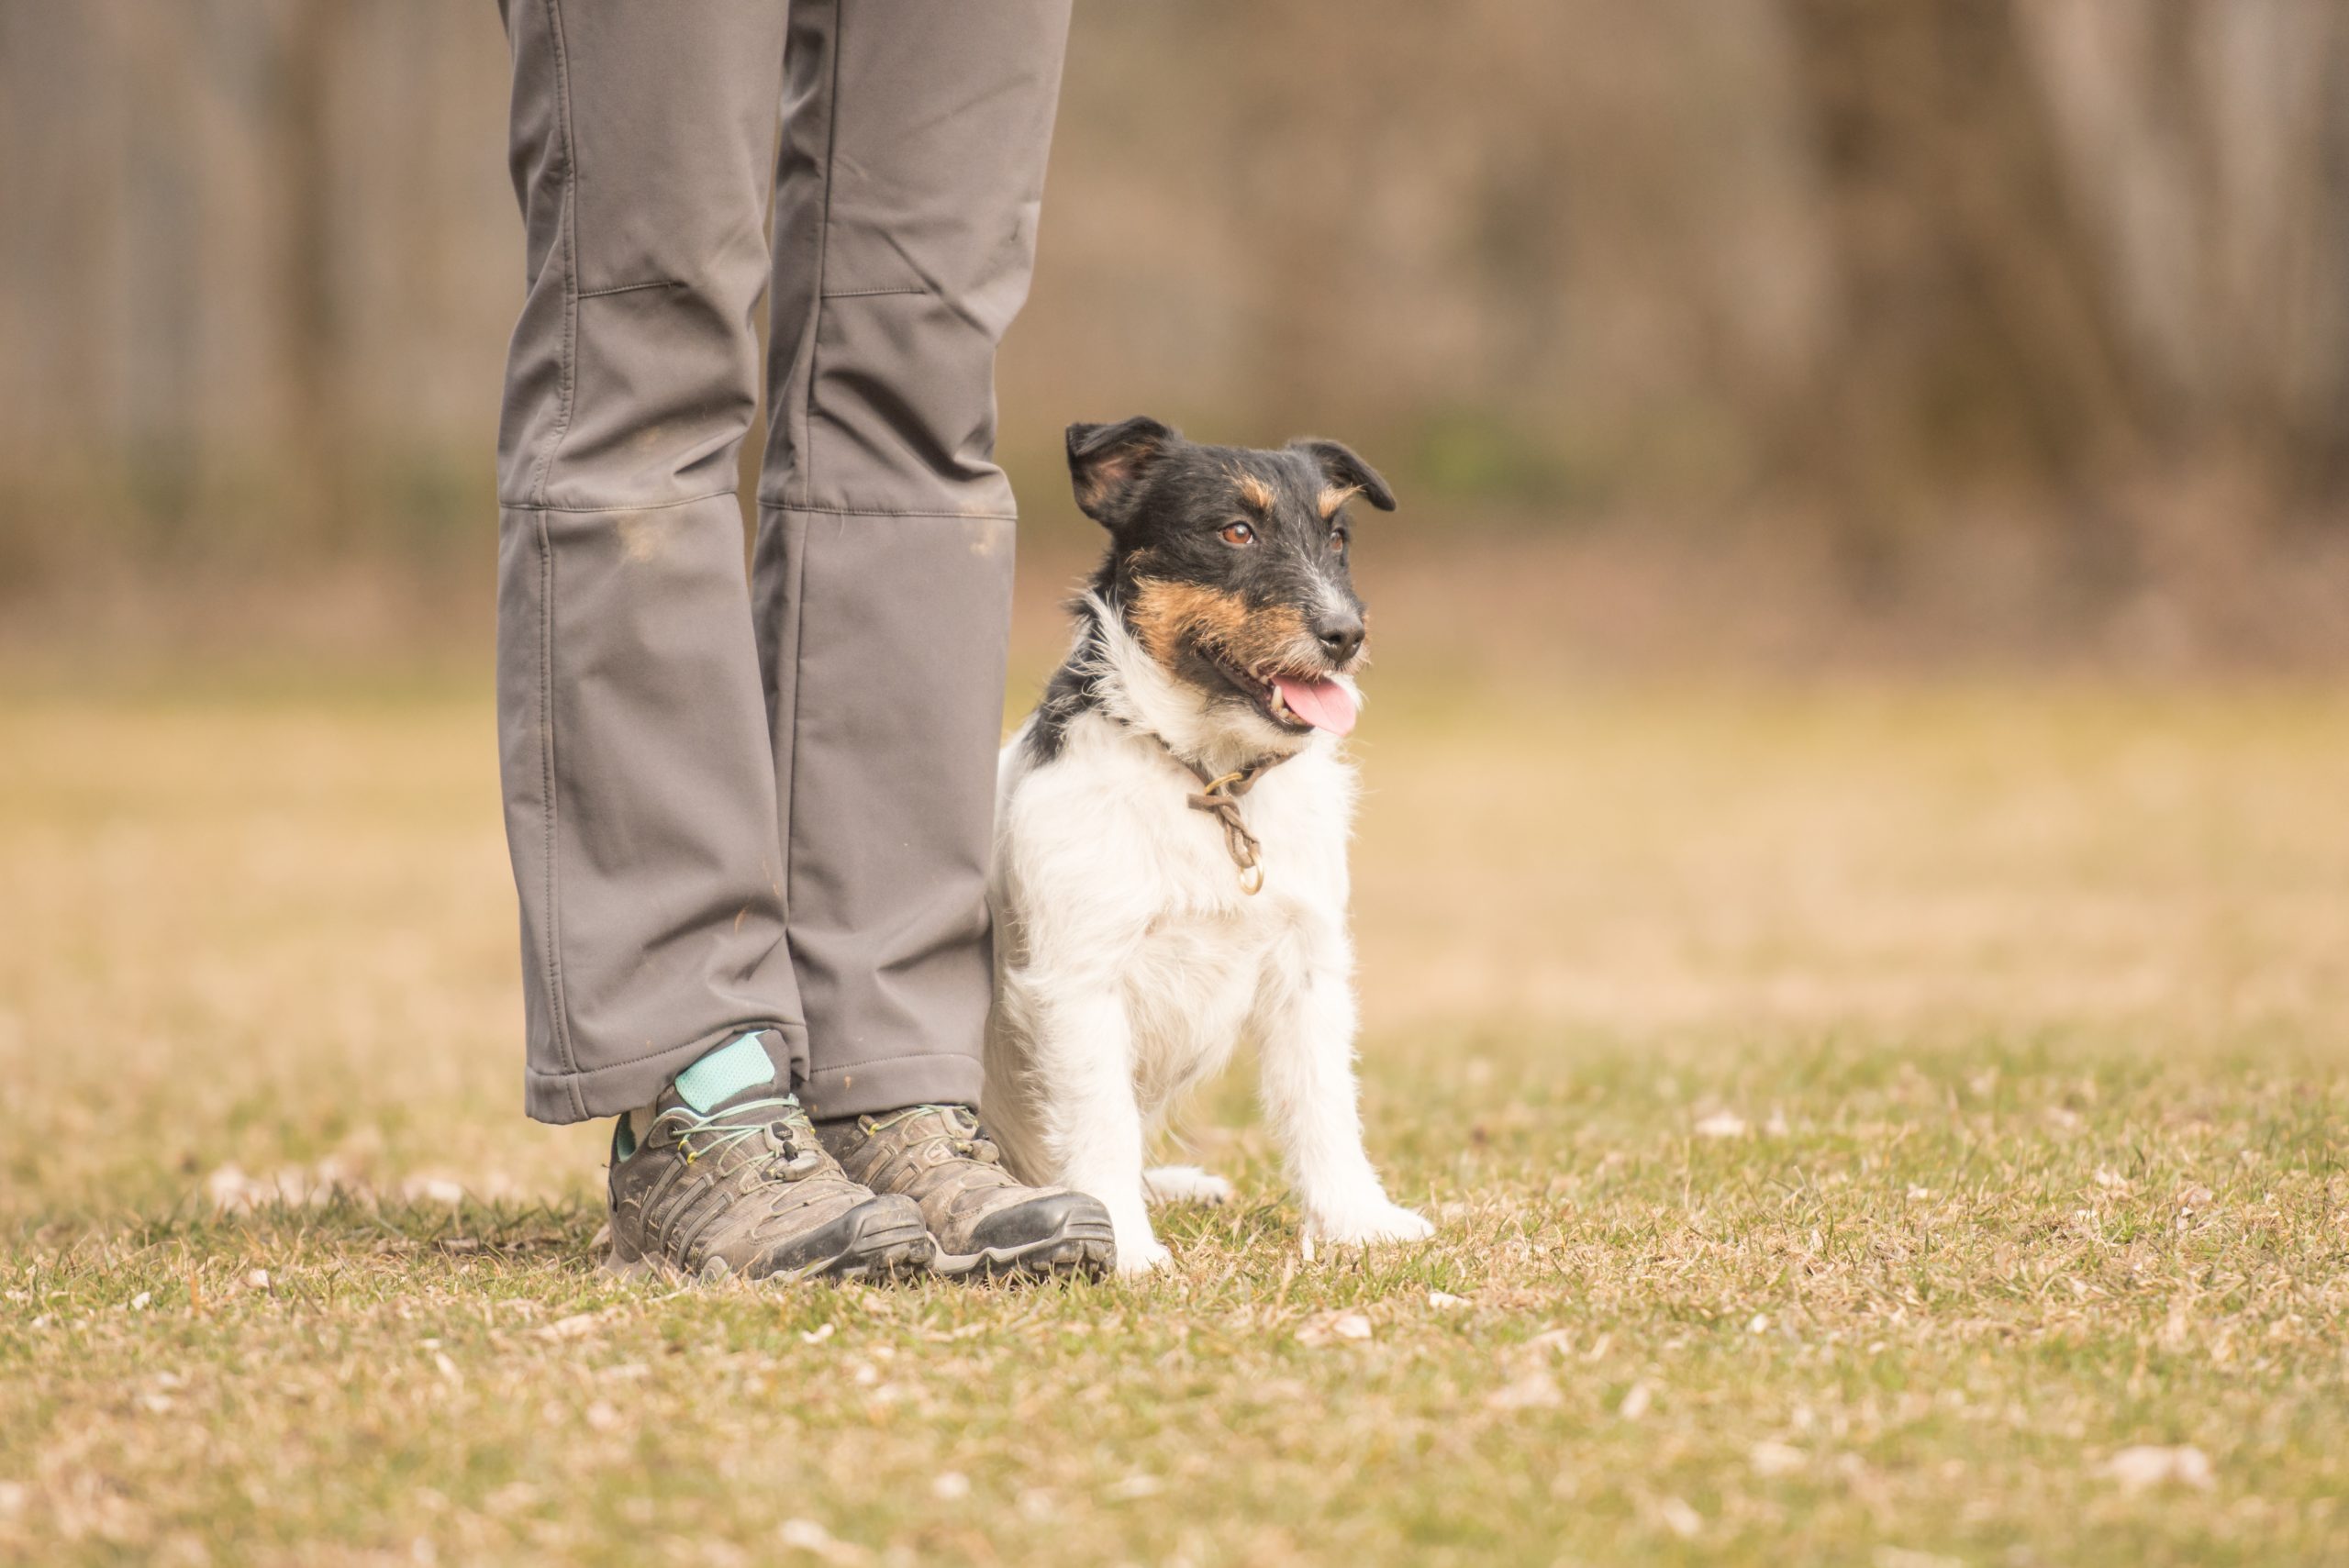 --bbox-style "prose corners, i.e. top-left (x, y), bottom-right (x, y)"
top-left (984, 596), bottom-right (1432, 1273)
top-left (1140, 1164), bottom-right (1234, 1206)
